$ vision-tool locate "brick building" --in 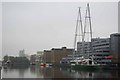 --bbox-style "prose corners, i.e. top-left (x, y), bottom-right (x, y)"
top-left (43, 47), bottom-right (73, 64)
top-left (43, 50), bottom-right (52, 63)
